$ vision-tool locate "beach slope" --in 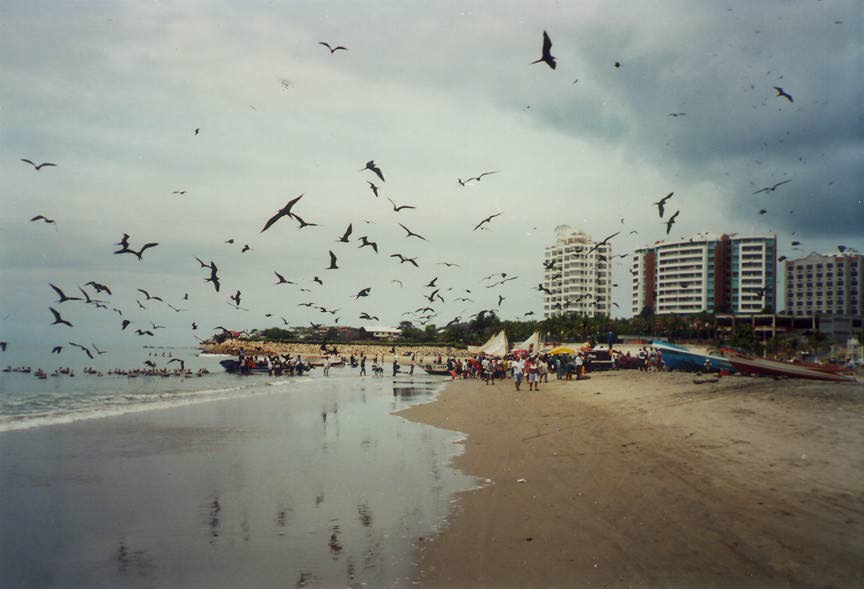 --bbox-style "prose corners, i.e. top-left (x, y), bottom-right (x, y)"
top-left (399, 372), bottom-right (864, 588)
